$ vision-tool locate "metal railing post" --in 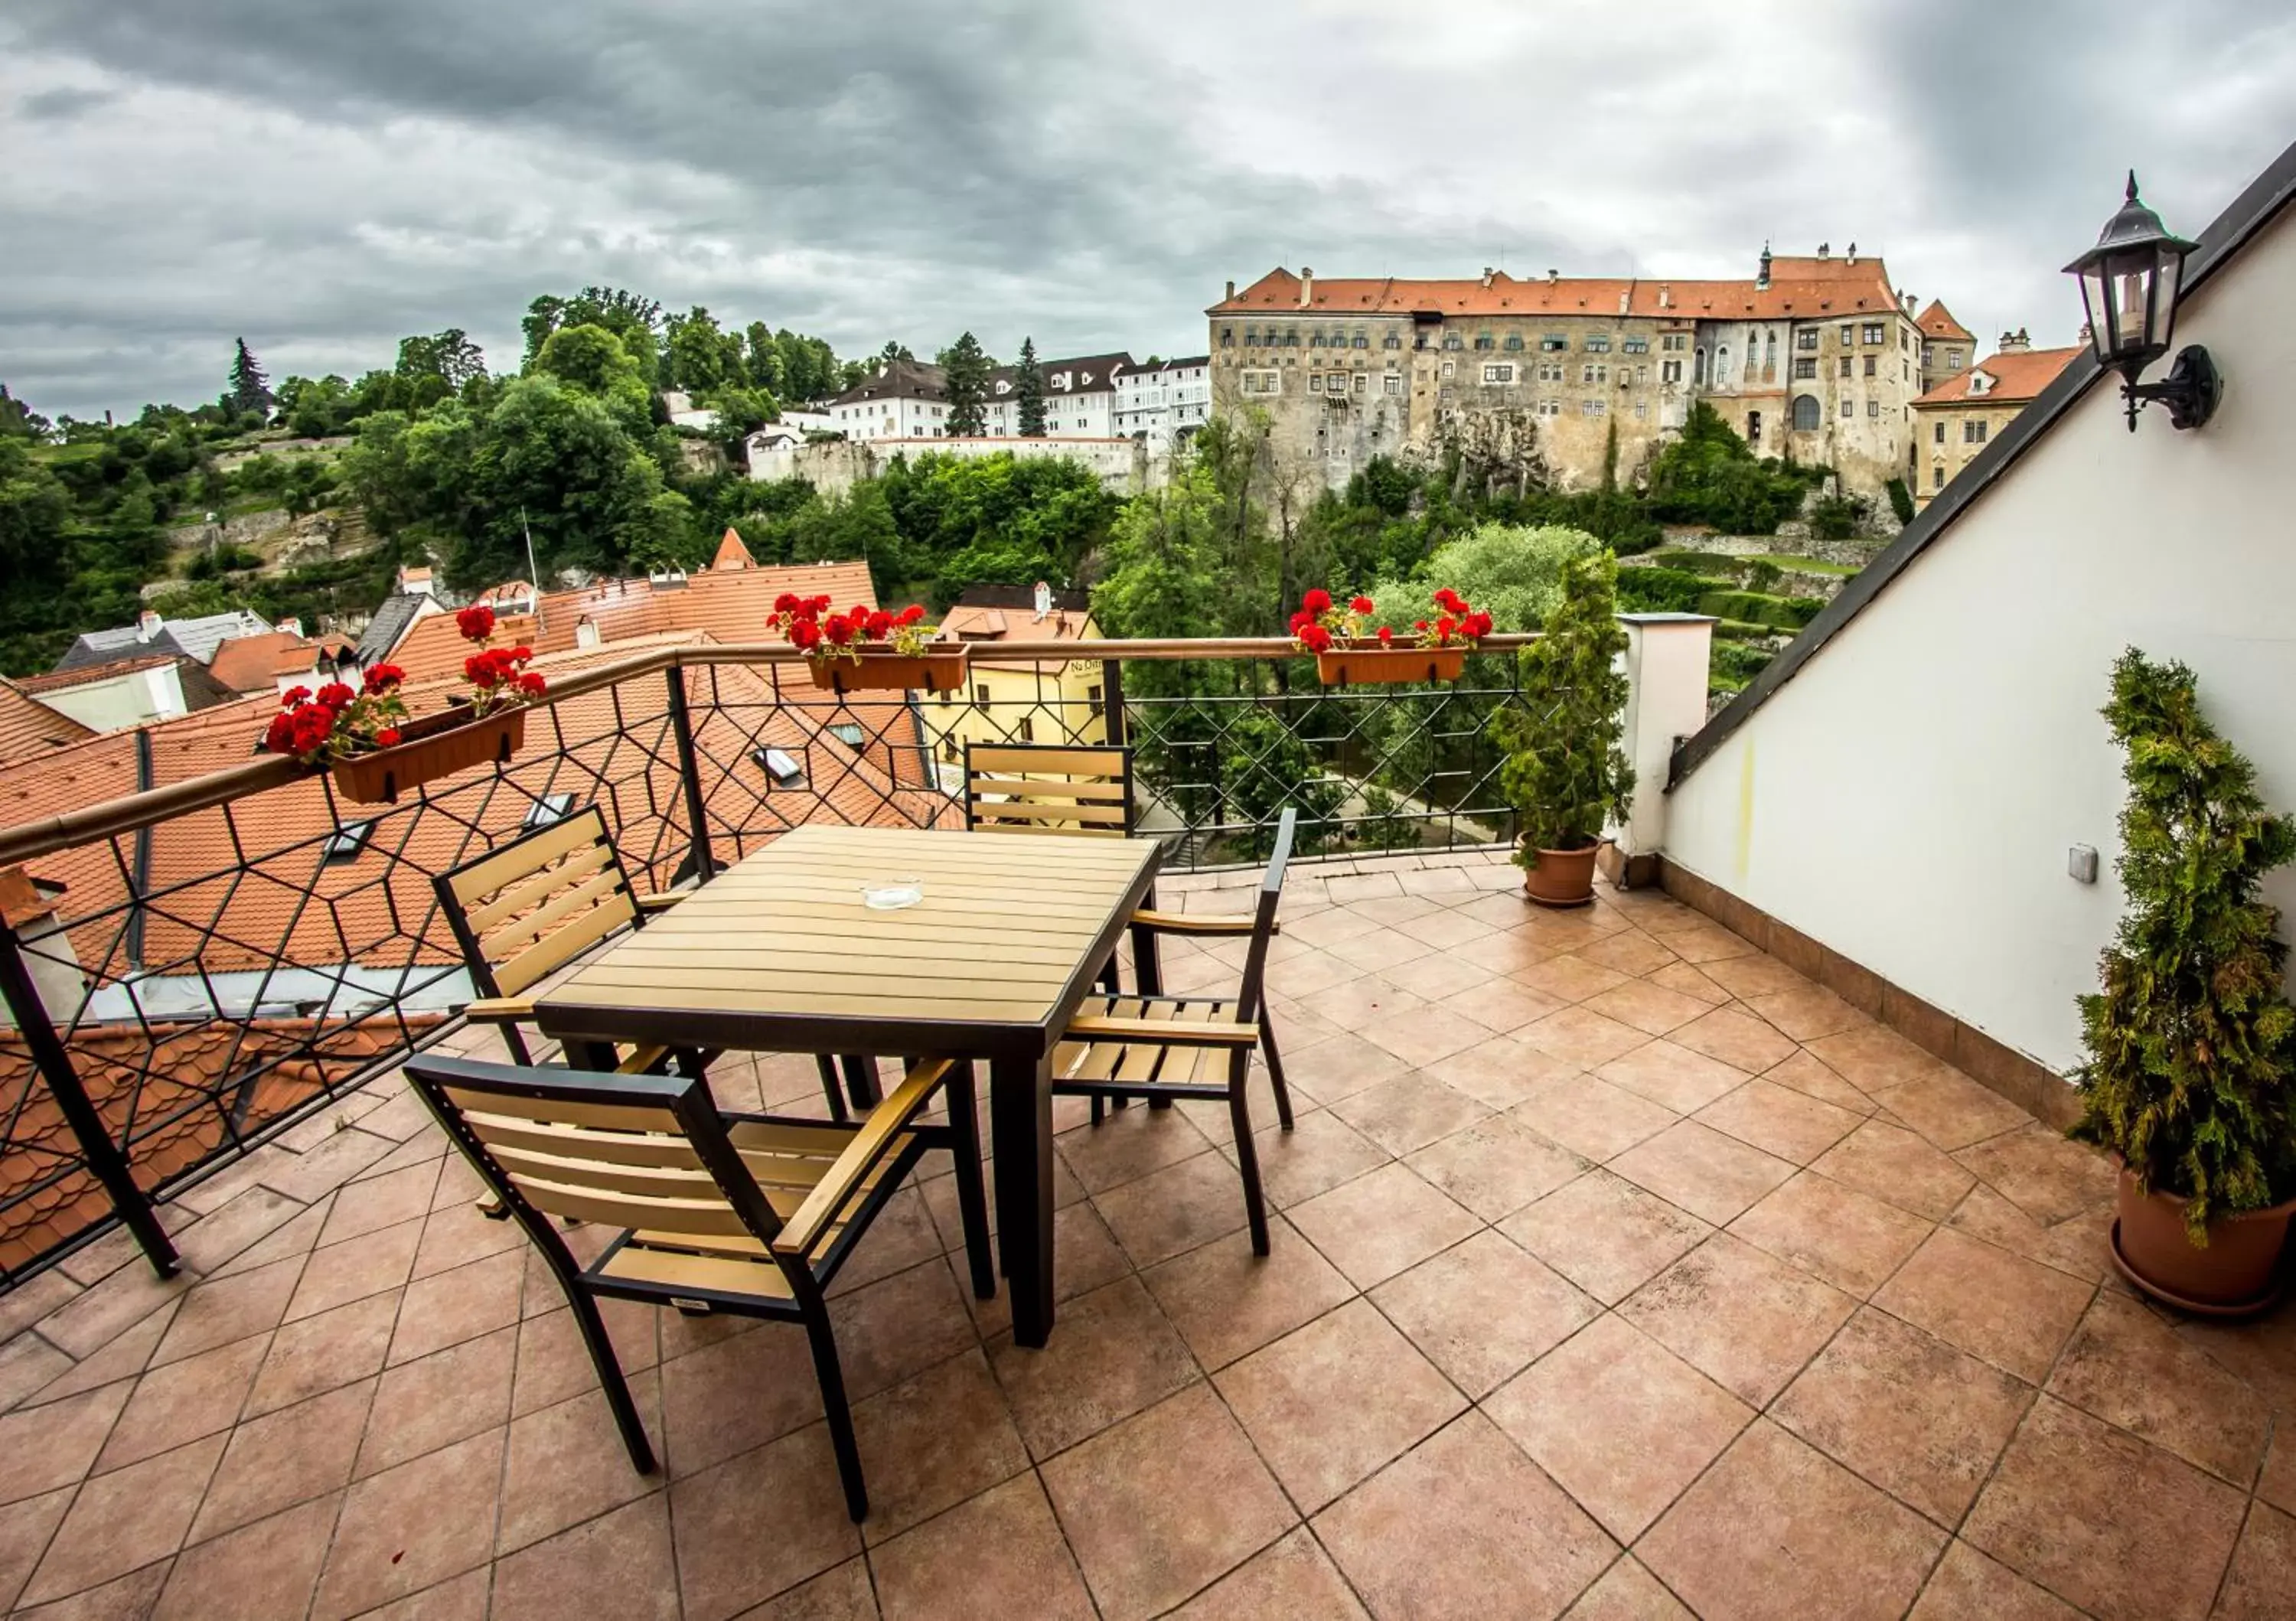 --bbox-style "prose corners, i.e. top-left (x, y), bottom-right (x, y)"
top-left (1100, 657), bottom-right (1127, 748)
top-left (0, 925), bottom-right (178, 1278)
top-left (664, 665), bottom-right (717, 886)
